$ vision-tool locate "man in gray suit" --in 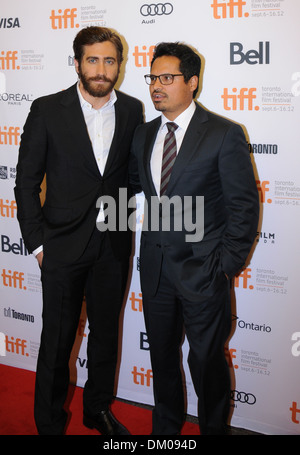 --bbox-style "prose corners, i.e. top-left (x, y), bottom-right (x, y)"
top-left (130, 42), bottom-right (259, 435)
